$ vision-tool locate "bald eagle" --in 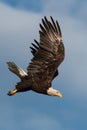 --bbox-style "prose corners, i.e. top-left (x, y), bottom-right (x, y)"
top-left (7, 16), bottom-right (65, 98)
